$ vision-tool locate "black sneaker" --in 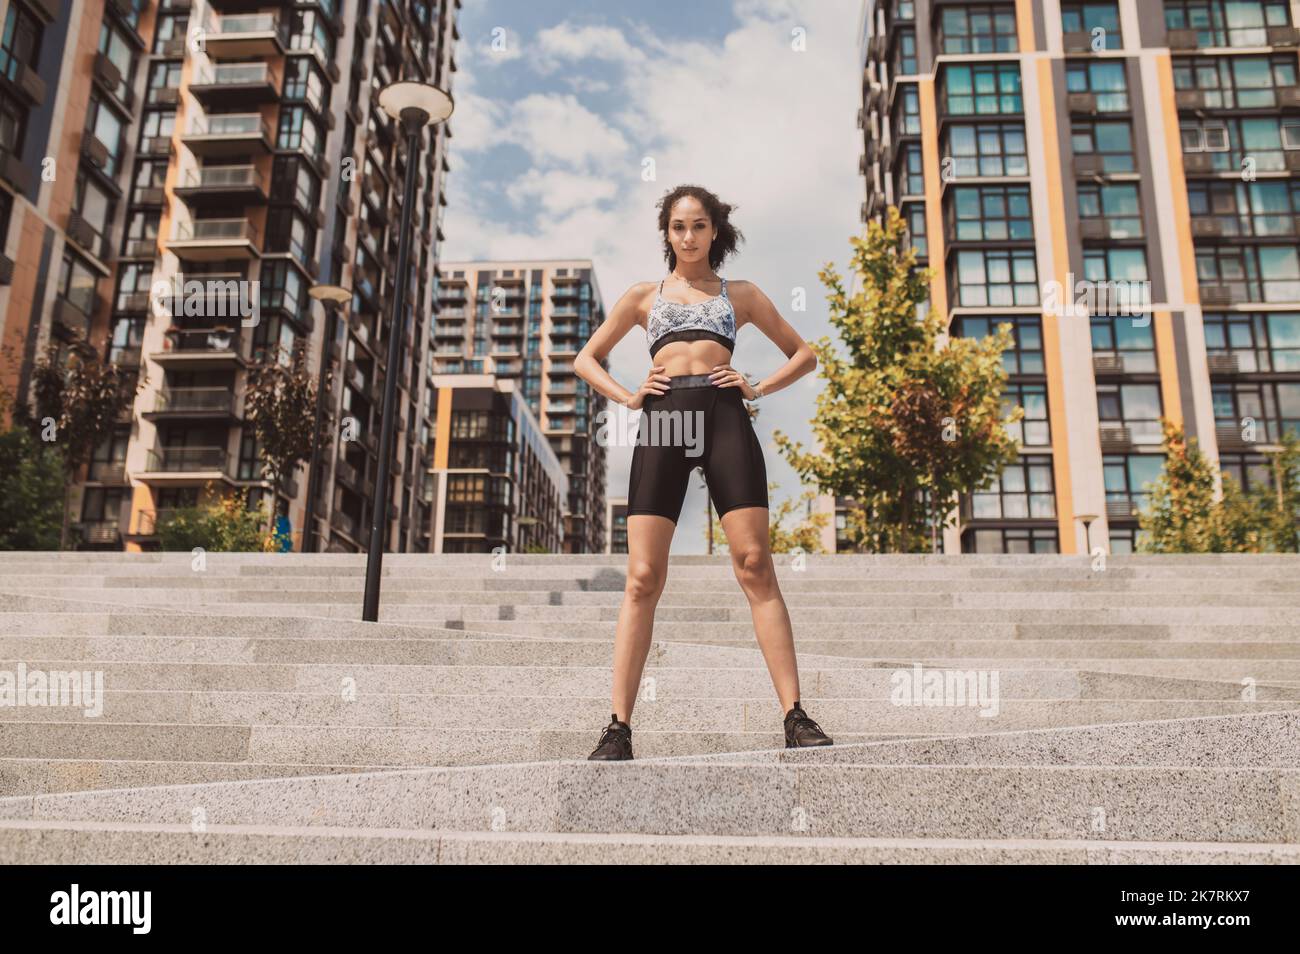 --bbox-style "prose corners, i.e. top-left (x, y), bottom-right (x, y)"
top-left (784, 700), bottom-right (833, 748)
top-left (588, 713), bottom-right (633, 760)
